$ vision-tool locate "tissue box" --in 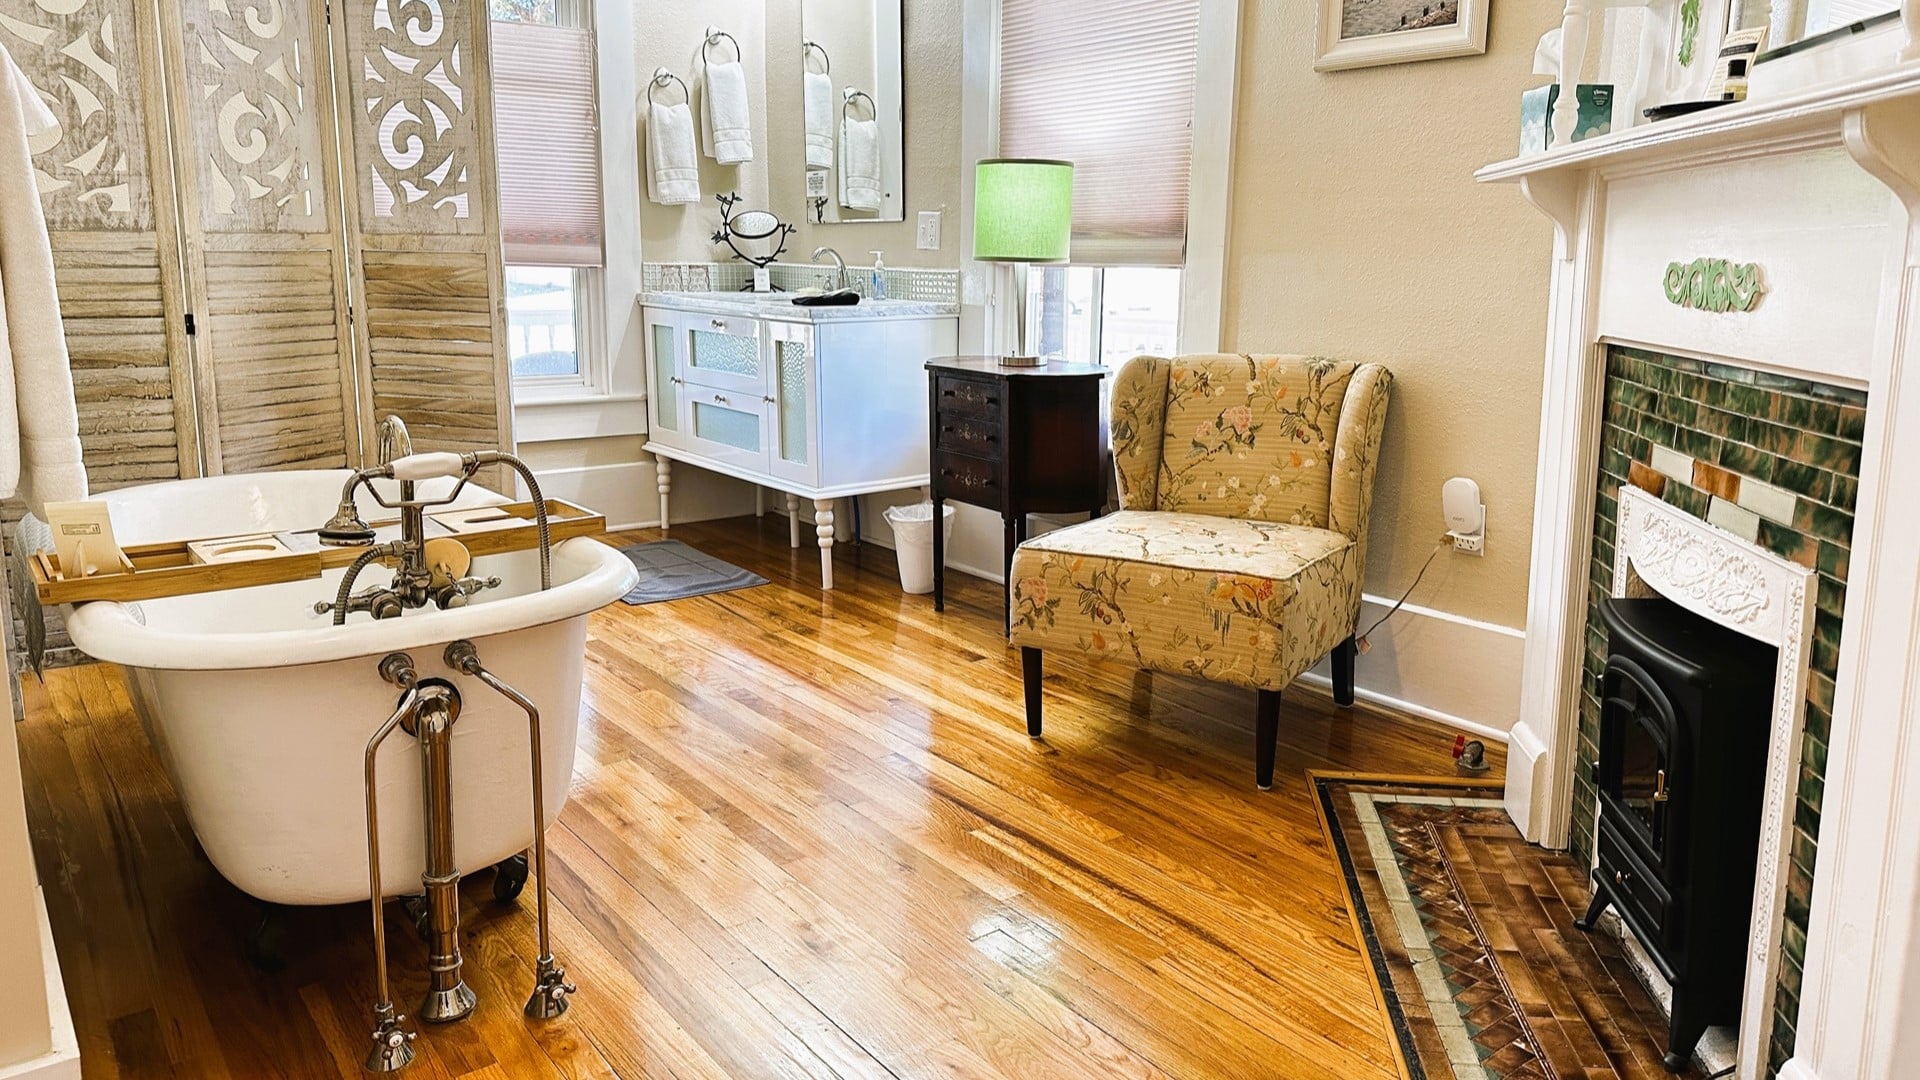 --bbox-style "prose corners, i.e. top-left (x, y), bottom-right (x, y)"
top-left (1520, 84), bottom-right (1614, 153)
